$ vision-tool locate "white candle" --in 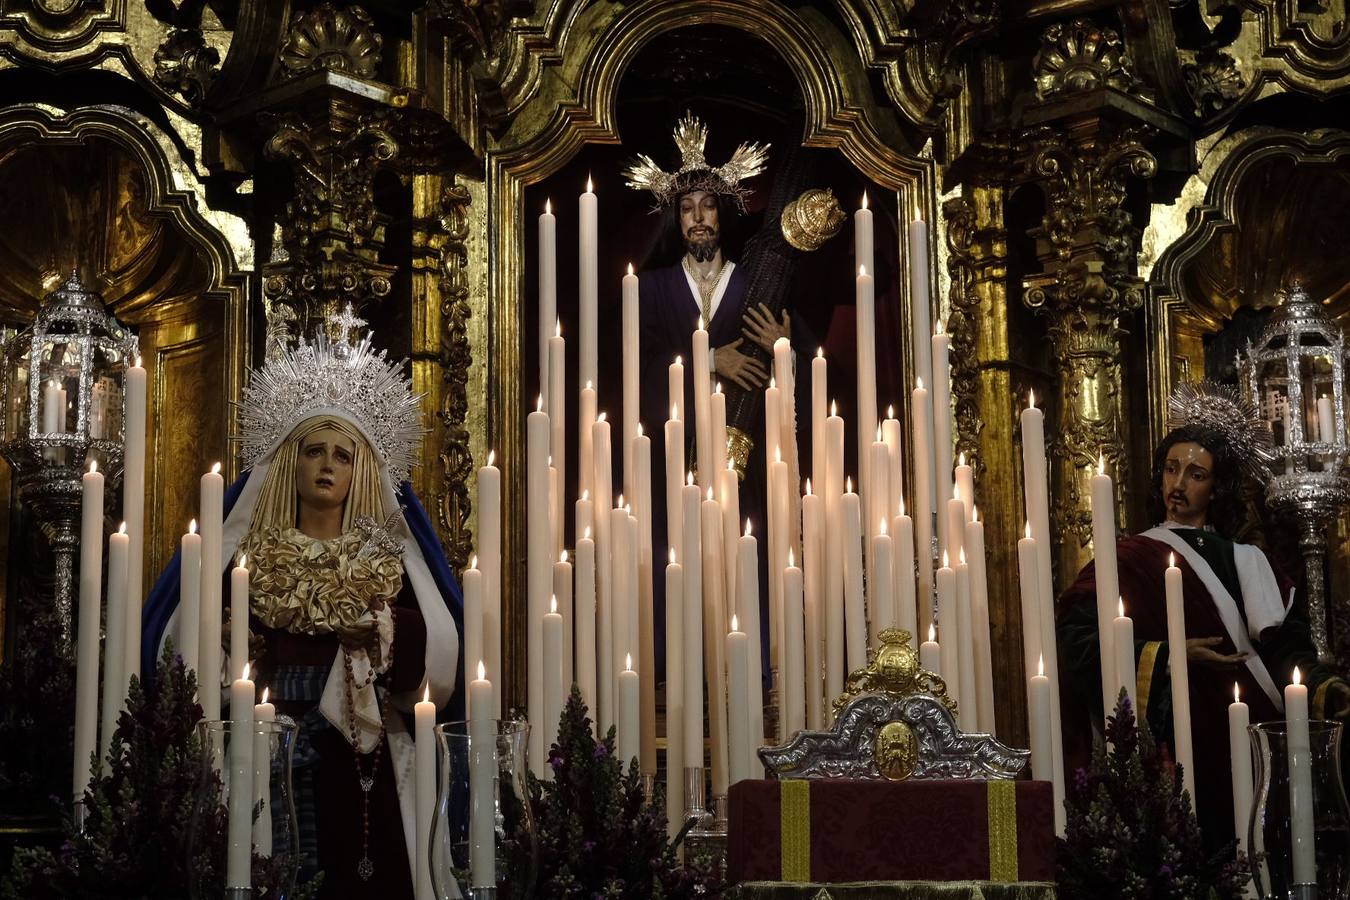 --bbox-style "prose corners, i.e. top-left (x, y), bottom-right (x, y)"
top-left (908, 220), bottom-right (935, 482)
top-left (892, 506), bottom-right (916, 646)
top-left (576, 531), bottom-right (597, 729)
top-left (955, 550), bottom-right (978, 732)
top-left (867, 433), bottom-right (891, 641)
top-left (1016, 525), bottom-right (1042, 701)
top-left (549, 464), bottom-right (561, 565)
top-left (700, 490), bottom-right (729, 795)
top-left (591, 413), bottom-right (614, 733)
top-left (539, 200), bottom-right (557, 399)
top-left (811, 350), bottom-right (827, 499)
top-left (824, 404), bottom-right (846, 702)
top-left (945, 488), bottom-right (965, 579)
top-left (727, 616), bottom-right (752, 786)
top-left (765, 381), bottom-right (782, 677)
top-left (548, 326), bottom-right (566, 554)
top-left (1030, 656), bottom-right (1053, 781)
top-left (1113, 599), bottom-right (1135, 715)
top-left (920, 624), bottom-right (941, 677)
top-left (782, 556), bottom-right (805, 737)
top-left (1092, 455), bottom-right (1121, 715)
top-left (681, 478), bottom-right (704, 765)
top-left (578, 382), bottom-right (596, 506)
top-left (178, 520), bottom-right (202, 678)
top-left (579, 178), bottom-right (598, 391)
top-left (882, 408), bottom-right (904, 520)
top-left (230, 554), bottom-right (249, 681)
top-left (802, 486), bottom-right (825, 729)
top-left (1164, 554), bottom-right (1195, 800)
top-left (665, 405), bottom-right (686, 564)
top-left (527, 402), bottom-right (551, 773)
top-left (122, 357), bottom-right (147, 685)
top-left (841, 480), bottom-right (866, 674)
top-left (617, 655), bottom-right (640, 774)
top-left (609, 502), bottom-right (630, 702)
top-left (100, 524), bottom-right (129, 760)
top-left (1318, 395), bottom-right (1335, 444)
top-left (931, 327), bottom-right (953, 557)
top-left (42, 379), bottom-right (60, 435)
top-left (668, 355), bottom-right (686, 425)
top-left (1287, 667), bottom-right (1316, 884)
top-left (769, 447), bottom-right (789, 692)
top-left (965, 512), bottom-right (995, 735)
top-left (737, 521), bottom-right (765, 774)
top-left (463, 562), bottom-right (483, 717)
top-left (772, 341), bottom-right (798, 517)
top-left (74, 462), bottom-right (104, 801)
top-left (1021, 393), bottom-right (1064, 832)
top-left (855, 193), bottom-right (874, 278)
top-left (414, 685), bottom-right (435, 900)
top-left (543, 596), bottom-right (564, 759)
top-left (710, 385), bottom-right (728, 484)
top-left (664, 553), bottom-right (685, 837)
top-left (1229, 684), bottom-right (1253, 858)
top-left (477, 452), bottom-right (502, 718)
top-left (936, 554), bottom-right (958, 701)
top-left (718, 462), bottom-right (741, 638)
top-left (870, 518), bottom-right (895, 634)
top-left (623, 265), bottom-right (640, 489)
top-left (692, 319), bottom-right (713, 491)
top-left (553, 552), bottom-right (573, 686)
top-left (253, 690), bottom-right (275, 857)
top-left (227, 665), bottom-right (255, 890)
top-left (855, 265), bottom-right (877, 520)
top-left (954, 453), bottom-right (974, 523)
top-left (468, 662), bottom-right (496, 887)
top-left (911, 380), bottom-right (934, 637)
top-left (199, 463), bottom-right (224, 723)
